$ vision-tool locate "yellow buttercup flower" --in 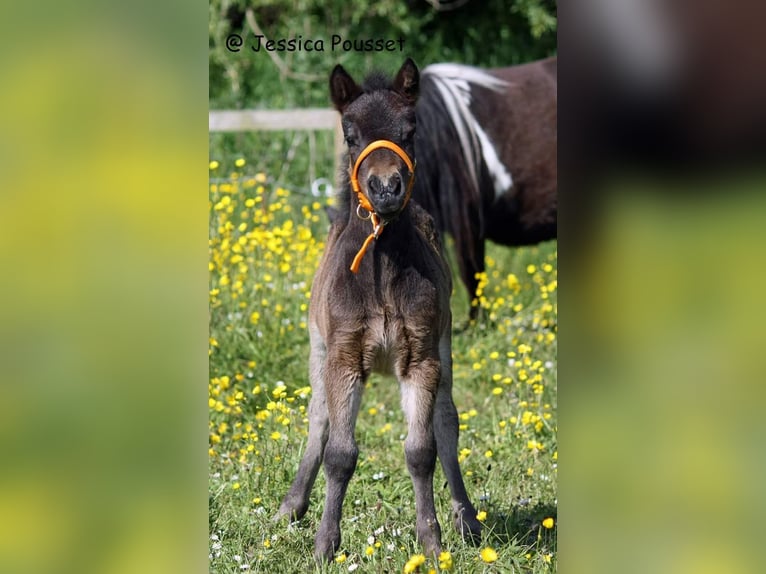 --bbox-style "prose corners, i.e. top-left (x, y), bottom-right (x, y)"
top-left (438, 550), bottom-right (453, 570)
top-left (542, 517), bottom-right (555, 529)
top-left (403, 553), bottom-right (425, 573)
top-left (480, 547), bottom-right (498, 563)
